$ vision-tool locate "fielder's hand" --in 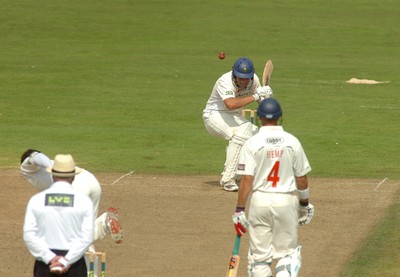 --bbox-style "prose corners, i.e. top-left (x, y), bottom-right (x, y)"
top-left (298, 203), bottom-right (314, 225)
top-left (232, 211), bottom-right (249, 236)
top-left (253, 86), bottom-right (273, 101)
